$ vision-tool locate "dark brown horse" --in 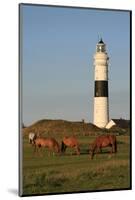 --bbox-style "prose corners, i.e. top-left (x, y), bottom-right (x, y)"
top-left (89, 135), bottom-right (117, 159)
top-left (34, 137), bottom-right (60, 155)
top-left (61, 136), bottom-right (80, 155)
